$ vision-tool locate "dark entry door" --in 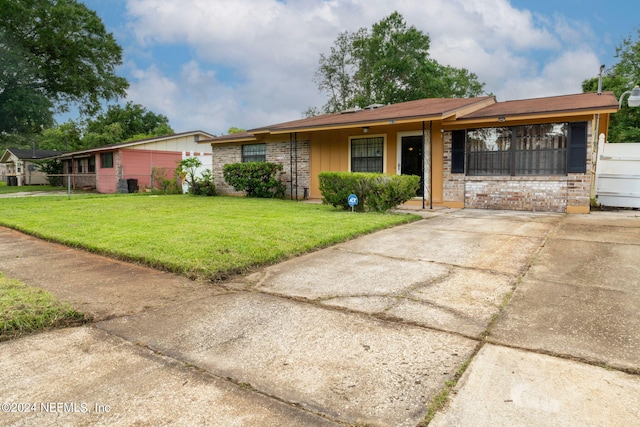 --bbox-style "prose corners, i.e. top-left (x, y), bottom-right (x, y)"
top-left (401, 135), bottom-right (423, 196)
